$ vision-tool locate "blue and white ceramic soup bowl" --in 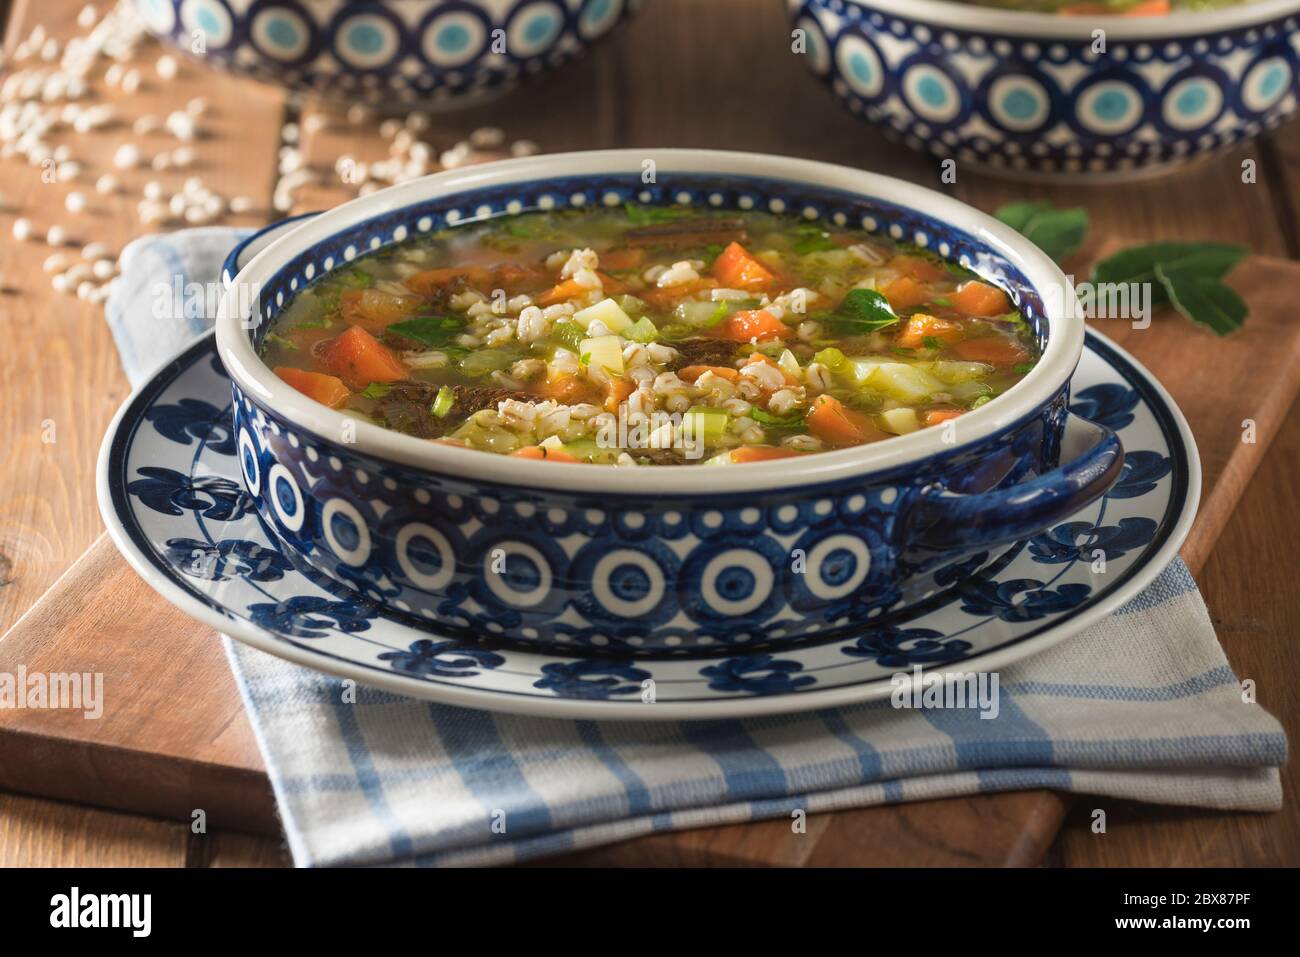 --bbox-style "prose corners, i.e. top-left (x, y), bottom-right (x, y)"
top-left (133, 0), bottom-right (638, 108)
top-left (215, 149), bottom-right (1121, 656)
top-left (787, 0), bottom-right (1300, 181)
